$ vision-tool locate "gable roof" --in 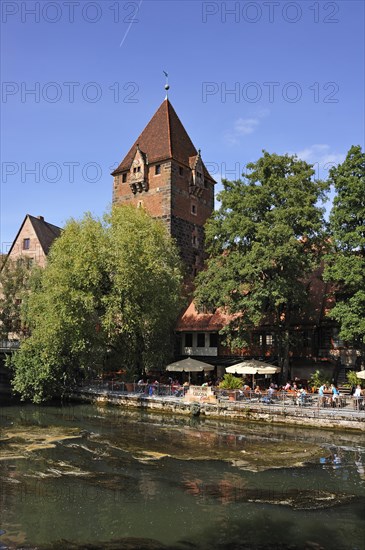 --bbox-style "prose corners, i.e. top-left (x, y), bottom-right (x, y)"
top-left (28, 215), bottom-right (62, 255)
top-left (6, 214), bottom-right (62, 259)
top-left (176, 267), bottom-right (335, 333)
top-left (112, 99), bottom-right (215, 182)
